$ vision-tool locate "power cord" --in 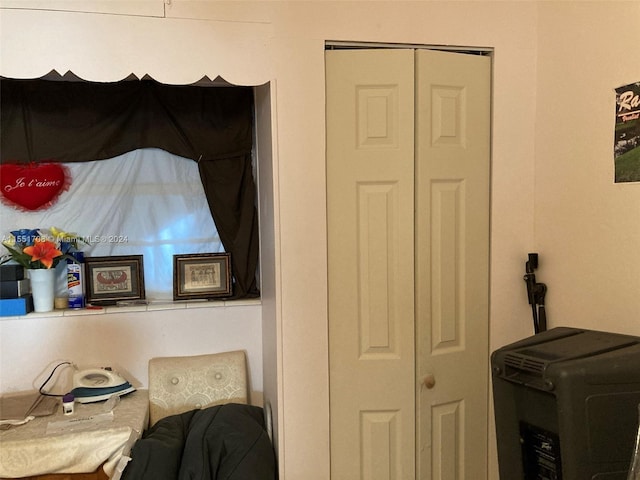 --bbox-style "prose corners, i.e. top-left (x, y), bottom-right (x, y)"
top-left (38, 361), bottom-right (74, 397)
